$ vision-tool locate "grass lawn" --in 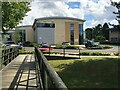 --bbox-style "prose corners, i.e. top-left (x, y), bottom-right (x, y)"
top-left (47, 56), bottom-right (119, 89)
